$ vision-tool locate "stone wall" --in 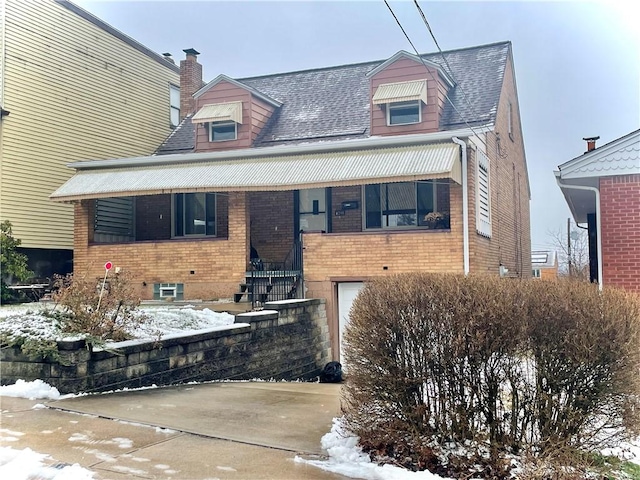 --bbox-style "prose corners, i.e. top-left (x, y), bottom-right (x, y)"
top-left (1, 299), bottom-right (331, 394)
